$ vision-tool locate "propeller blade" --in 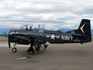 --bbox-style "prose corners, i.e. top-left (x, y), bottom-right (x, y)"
top-left (8, 35), bottom-right (11, 48)
top-left (4, 32), bottom-right (8, 37)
